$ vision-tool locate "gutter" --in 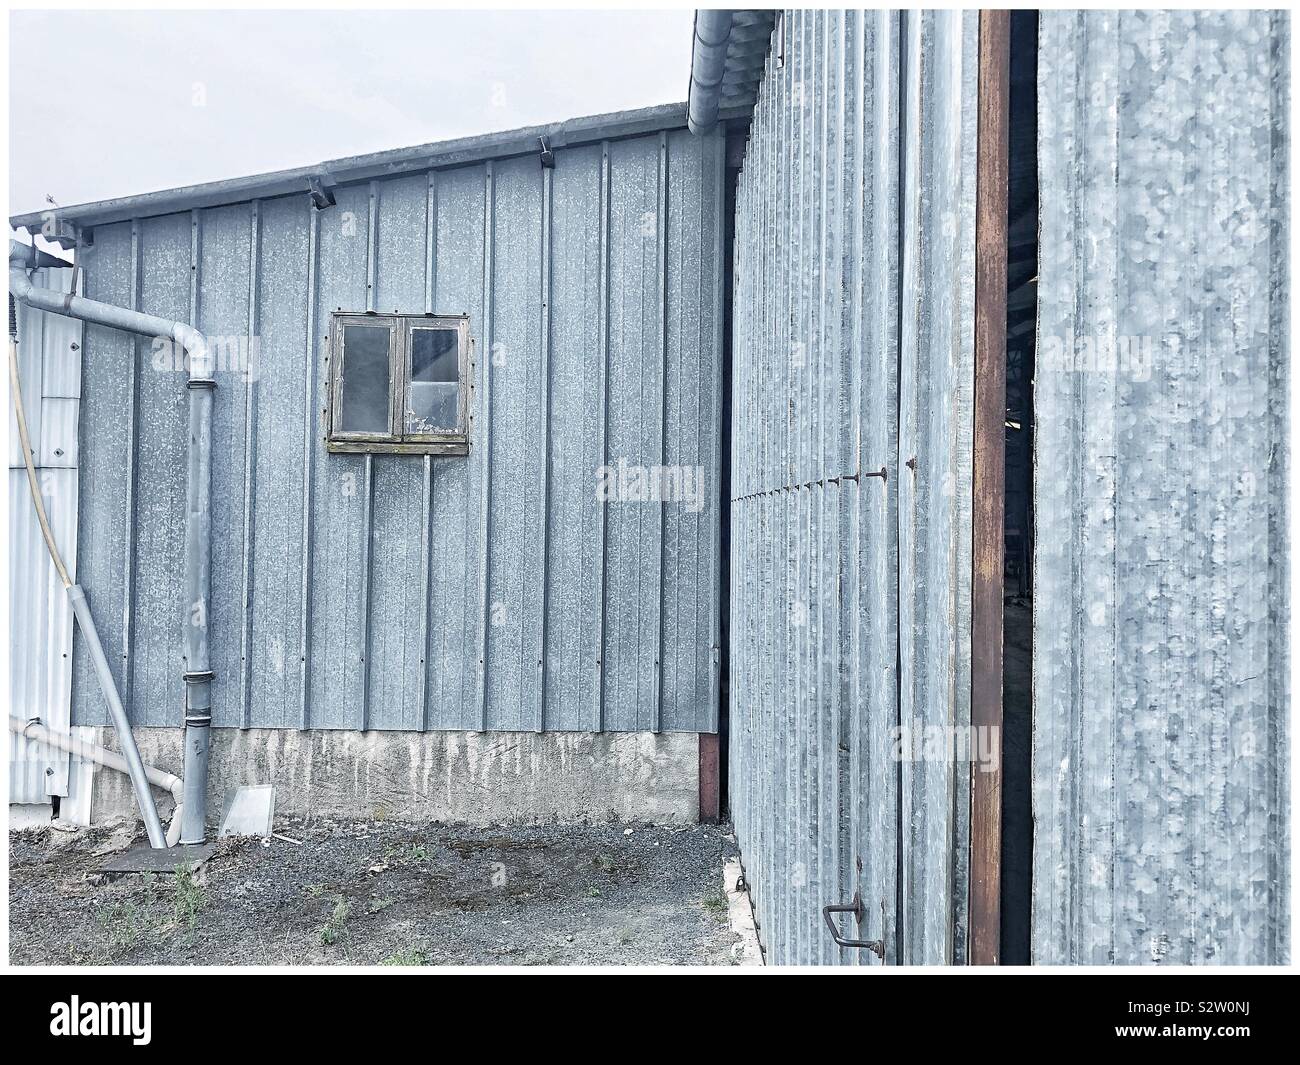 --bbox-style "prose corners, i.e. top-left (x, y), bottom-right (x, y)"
top-left (9, 240), bottom-right (215, 844)
top-left (688, 11), bottom-right (735, 135)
